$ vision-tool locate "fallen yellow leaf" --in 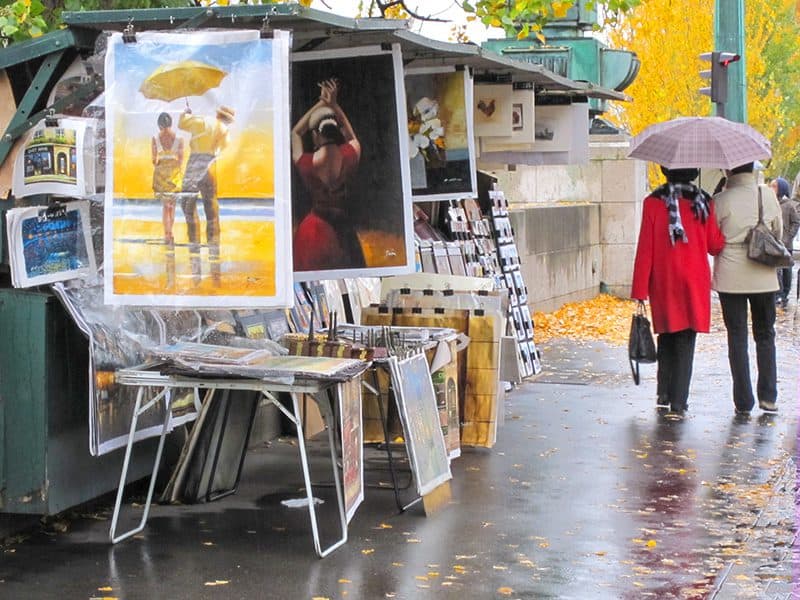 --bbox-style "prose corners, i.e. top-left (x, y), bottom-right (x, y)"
top-left (338, 579), bottom-right (351, 584)
top-left (97, 588), bottom-right (113, 592)
top-left (362, 548), bottom-right (375, 555)
top-left (498, 587), bottom-right (514, 596)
